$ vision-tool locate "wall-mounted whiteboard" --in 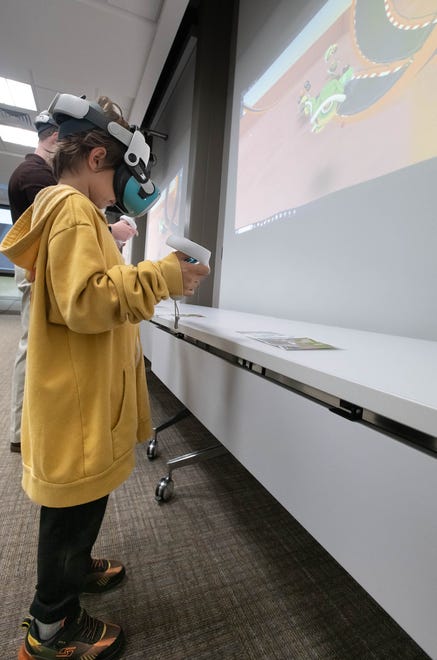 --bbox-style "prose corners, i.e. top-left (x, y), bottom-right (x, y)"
top-left (218, 0), bottom-right (437, 340)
